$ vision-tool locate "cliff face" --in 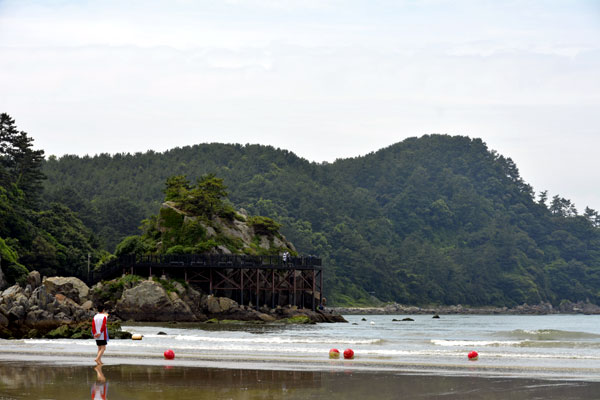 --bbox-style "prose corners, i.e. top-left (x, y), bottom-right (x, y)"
top-left (152, 202), bottom-right (296, 256)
